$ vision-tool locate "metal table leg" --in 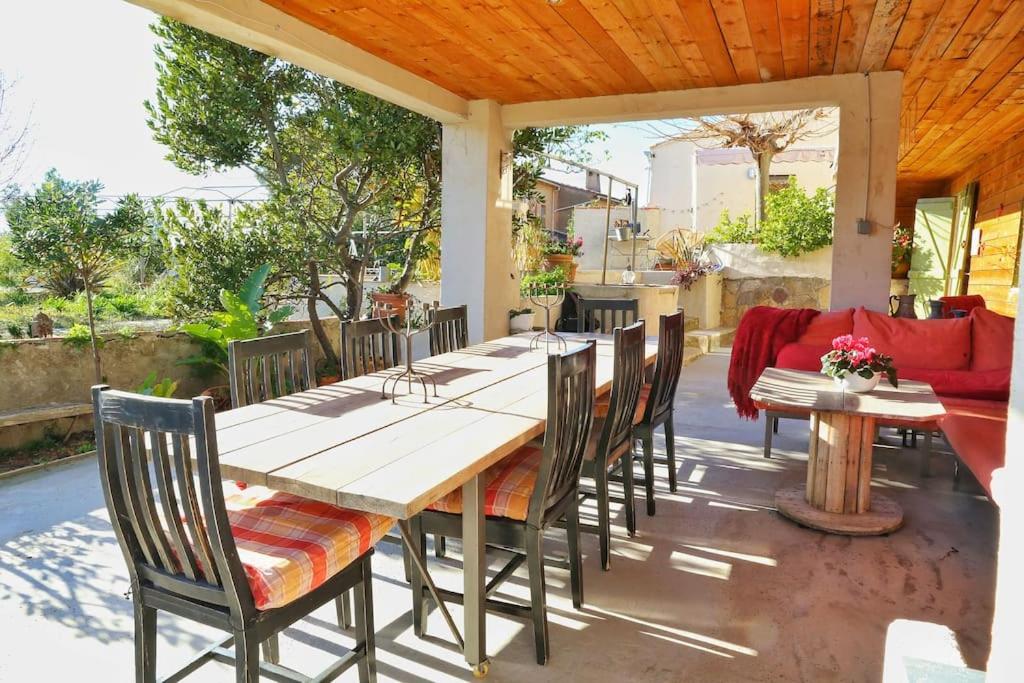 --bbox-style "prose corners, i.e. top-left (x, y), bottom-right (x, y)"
top-left (462, 473), bottom-right (490, 677)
